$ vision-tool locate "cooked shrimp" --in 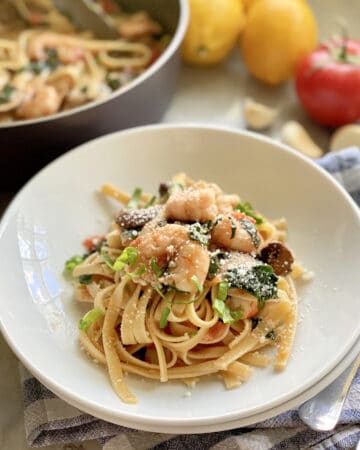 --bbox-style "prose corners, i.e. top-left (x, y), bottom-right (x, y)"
top-left (117, 11), bottom-right (162, 39)
top-left (227, 289), bottom-right (259, 319)
top-left (211, 215), bottom-right (261, 253)
top-left (16, 83), bottom-right (62, 119)
top-left (131, 224), bottom-right (209, 294)
top-left (27, 32), bottom-right (85, 64)
top-left (217, 193), bottom-right (241, 214)
top-left (165, 181), bottom-right (219, 222)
